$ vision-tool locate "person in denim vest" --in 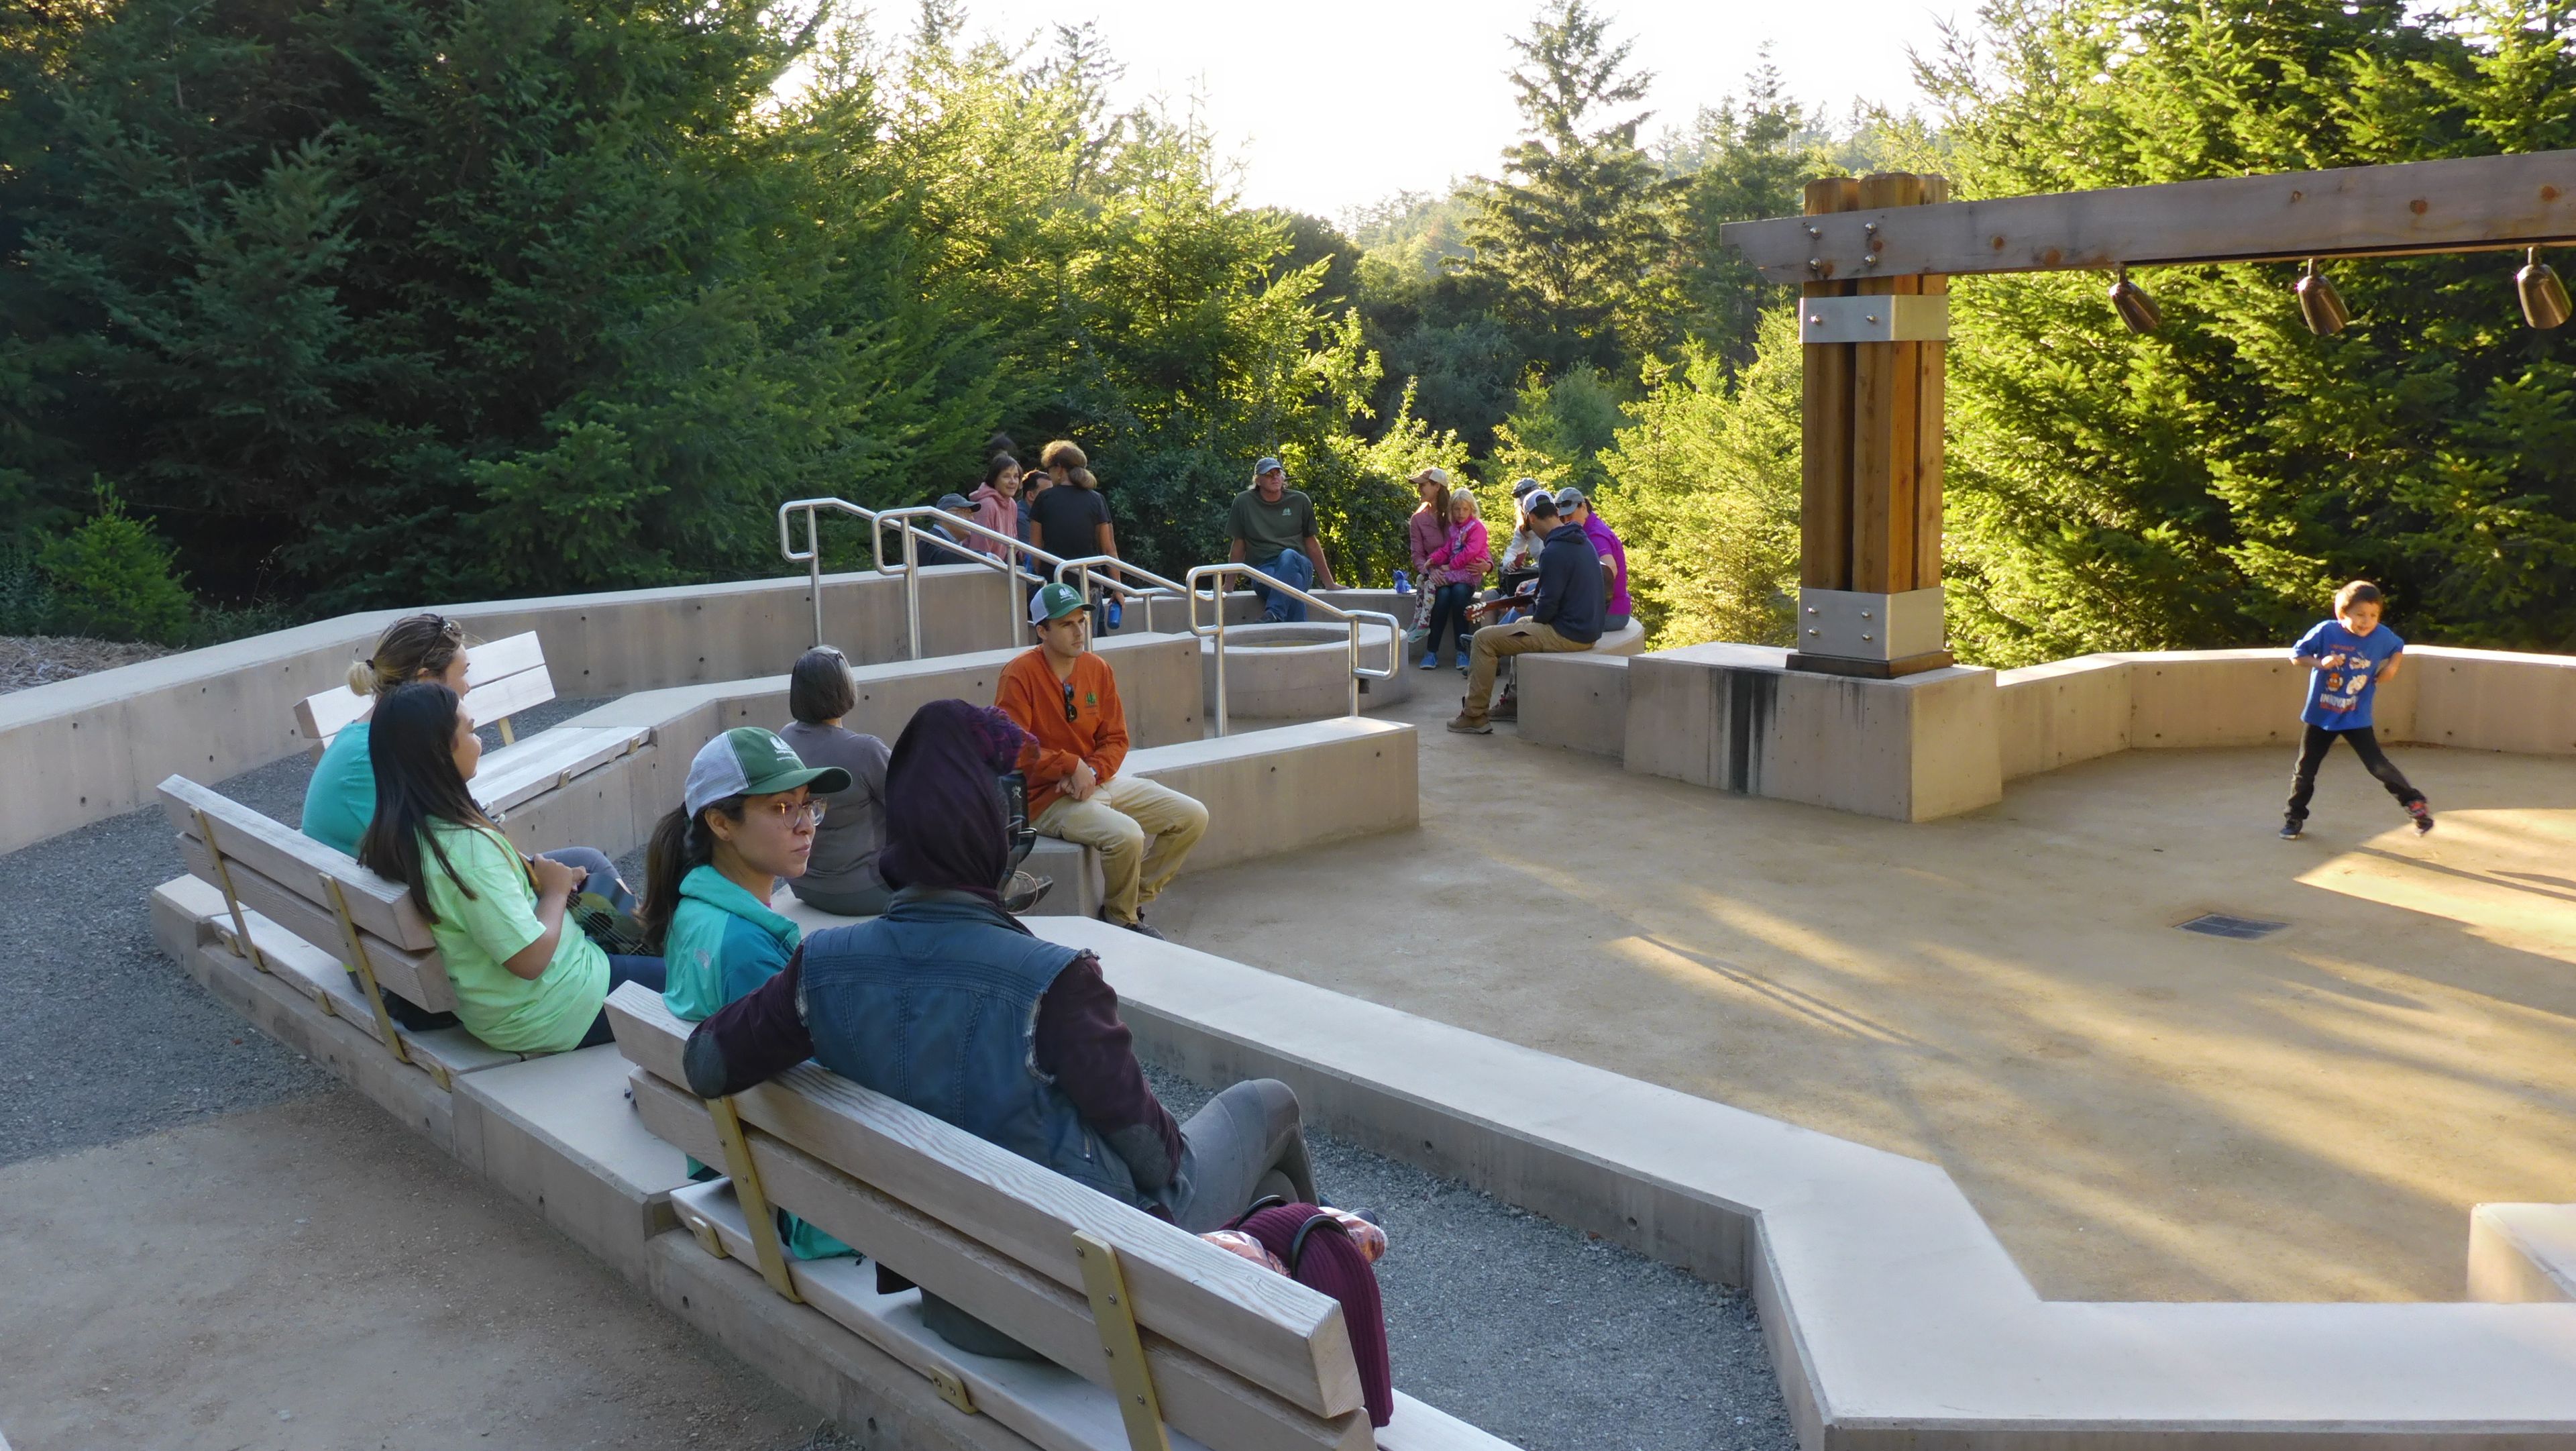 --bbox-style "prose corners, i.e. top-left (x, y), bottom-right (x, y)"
top-left (674, 700), bottom-right (1318, 1356)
